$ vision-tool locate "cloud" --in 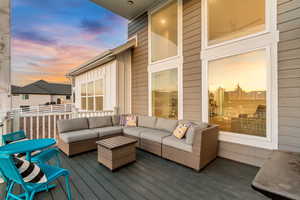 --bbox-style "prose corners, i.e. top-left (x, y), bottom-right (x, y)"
top-left (80, 18), bottom-right (110, 34)
top-left (13, 30), bottom-right (57, 46)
